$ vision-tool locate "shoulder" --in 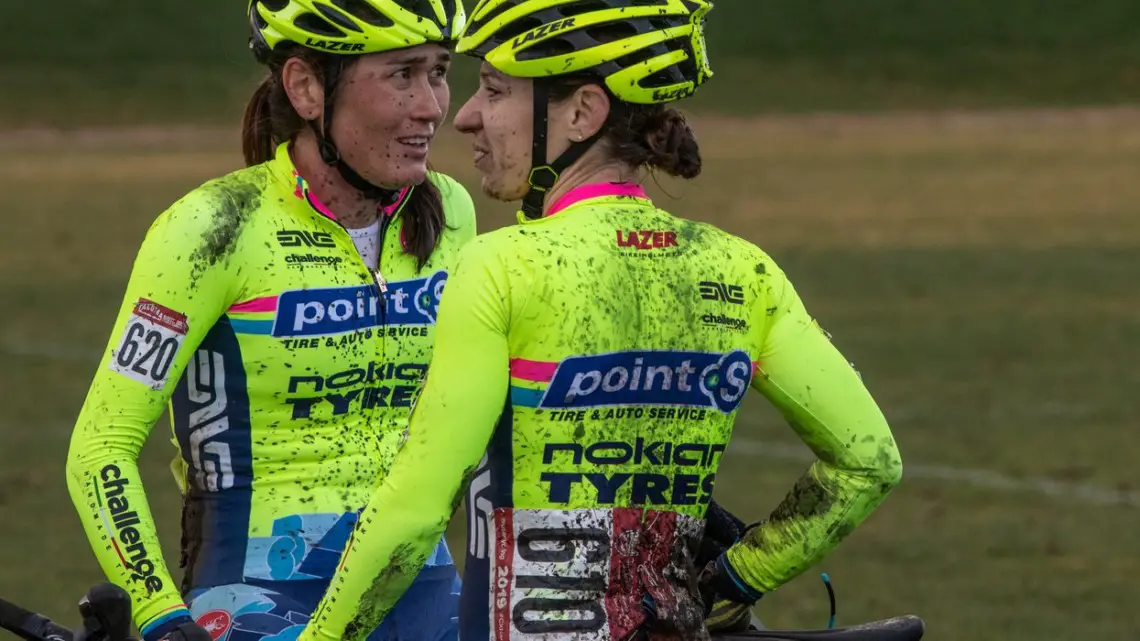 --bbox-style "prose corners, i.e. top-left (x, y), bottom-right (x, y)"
top-left (428, 171), bottom-right (476, 231)
top-left (149, 163), bottom-right (276, 266)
